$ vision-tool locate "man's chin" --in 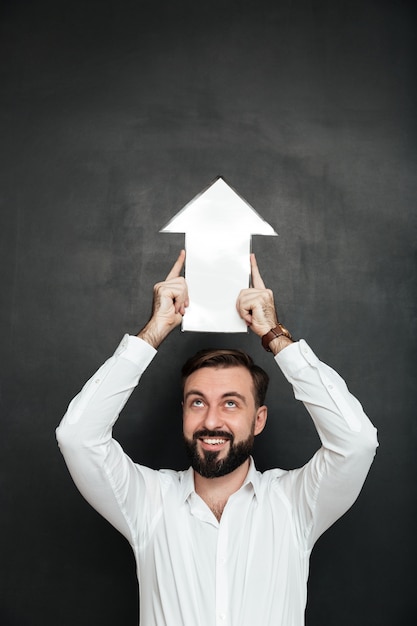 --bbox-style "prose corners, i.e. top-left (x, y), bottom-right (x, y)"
top-left (184, 433), bottom-right (254, 479)
top-left (193, 448), bottom-right (249, 479)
